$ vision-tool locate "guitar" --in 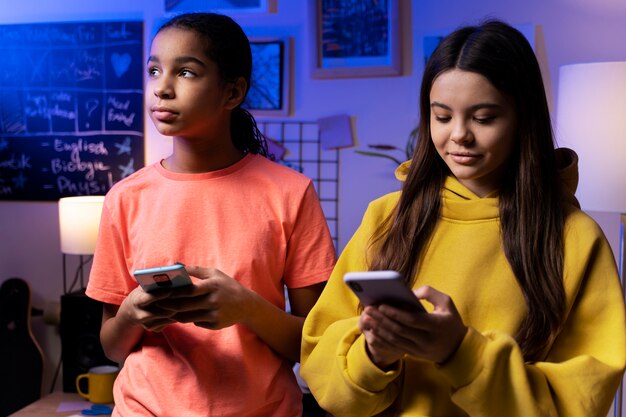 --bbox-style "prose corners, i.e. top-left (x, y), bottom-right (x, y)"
top-left (0, 277), bottom-right (45, 417)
